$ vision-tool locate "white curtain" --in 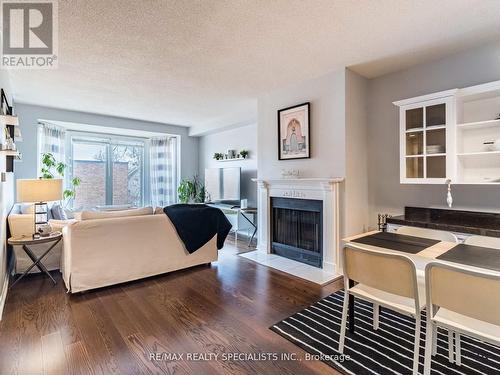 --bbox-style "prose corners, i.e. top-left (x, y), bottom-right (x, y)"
top-left (150, 136), bottom-right (178, 207)
top-left (38, 122), bottom-right (66, 177)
